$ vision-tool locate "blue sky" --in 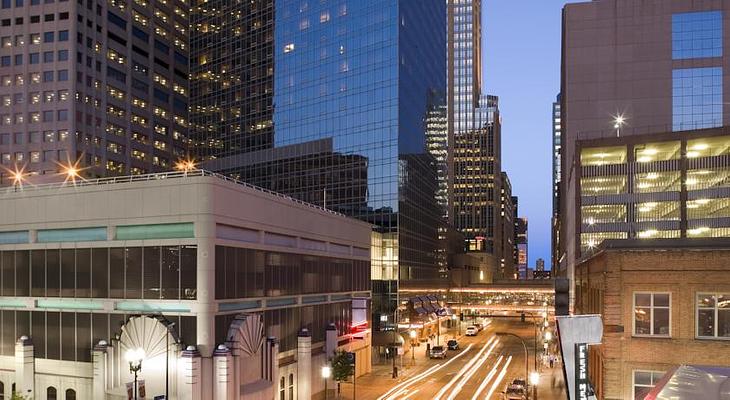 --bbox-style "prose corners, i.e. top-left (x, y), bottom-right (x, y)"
top-left (482, 1), bottom-right (581, 269)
